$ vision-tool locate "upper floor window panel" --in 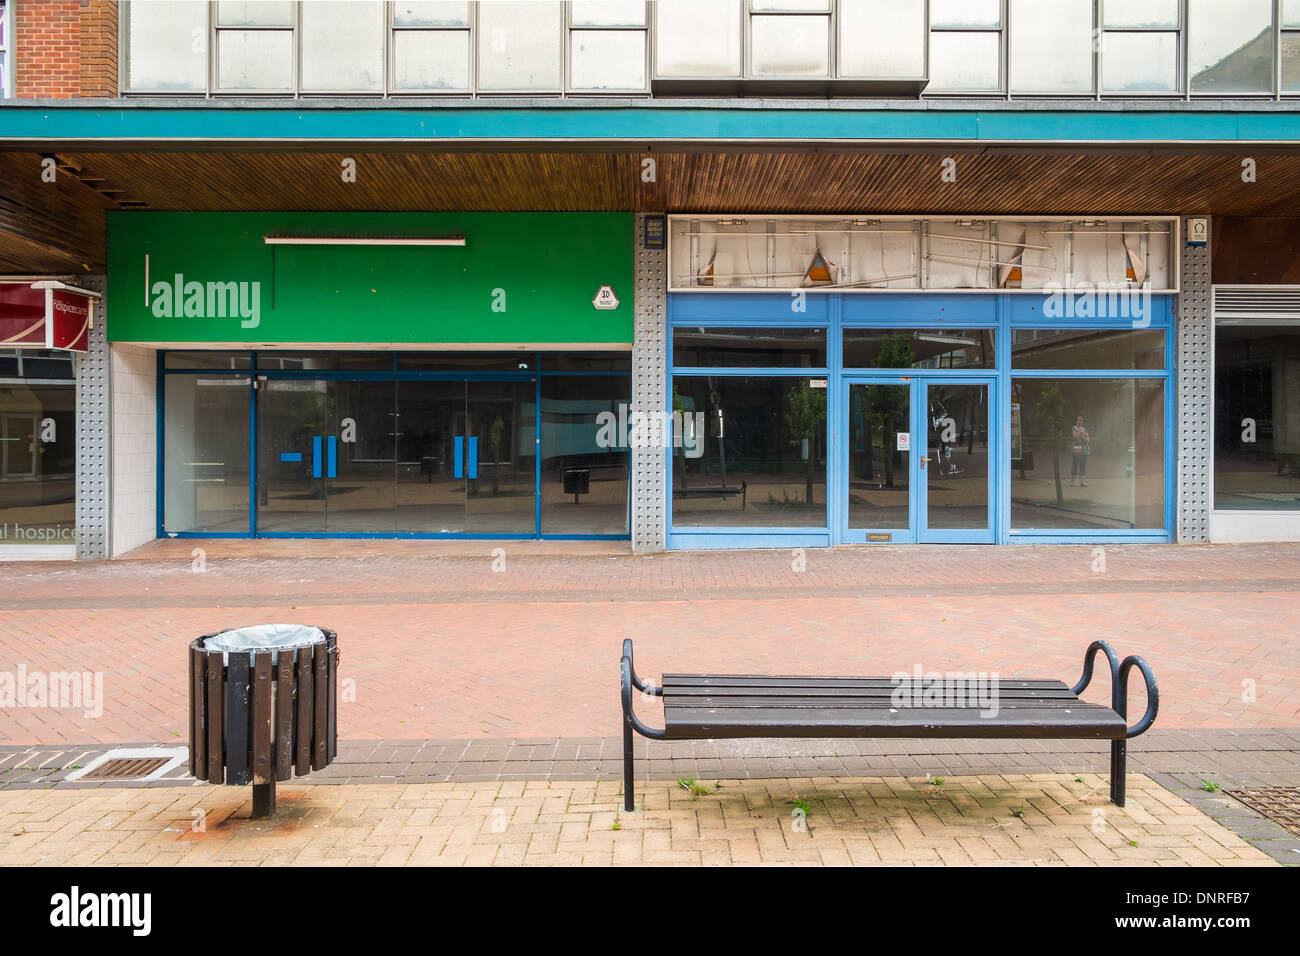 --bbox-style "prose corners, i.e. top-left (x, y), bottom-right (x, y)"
top-left (125, 0), bottom-right (210, 92)
top-left (1188, 0), bottom-right (1274, 95)
top-left (655, 0), bottom-right (742, 78)
top-left (837, 0), bottom-right (926, 78)
top-left (655, 0), bottom-right (926, 93)
top-left (571, 0), bottom-right (648, 91)
top-left (215, 0), bottom-right (295, 91)
top-left (116, 1), bottom-right (1300, 99)
top-left (926, 0), bottom-right (1002, 93)
top-left (1285, 0), bottom-right (1300, 91)
top-left (392, 2), bottom-right (472, 92)
top-left (124, 0), bottom-right (649, 95)
top-left (477, 1), bottom-right (563, 91)
top-left (1008, 0), bottom-right (1093, 95)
